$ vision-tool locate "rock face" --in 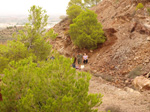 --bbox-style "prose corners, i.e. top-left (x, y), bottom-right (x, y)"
top-left (133, 76), bottom-right (150, 90)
